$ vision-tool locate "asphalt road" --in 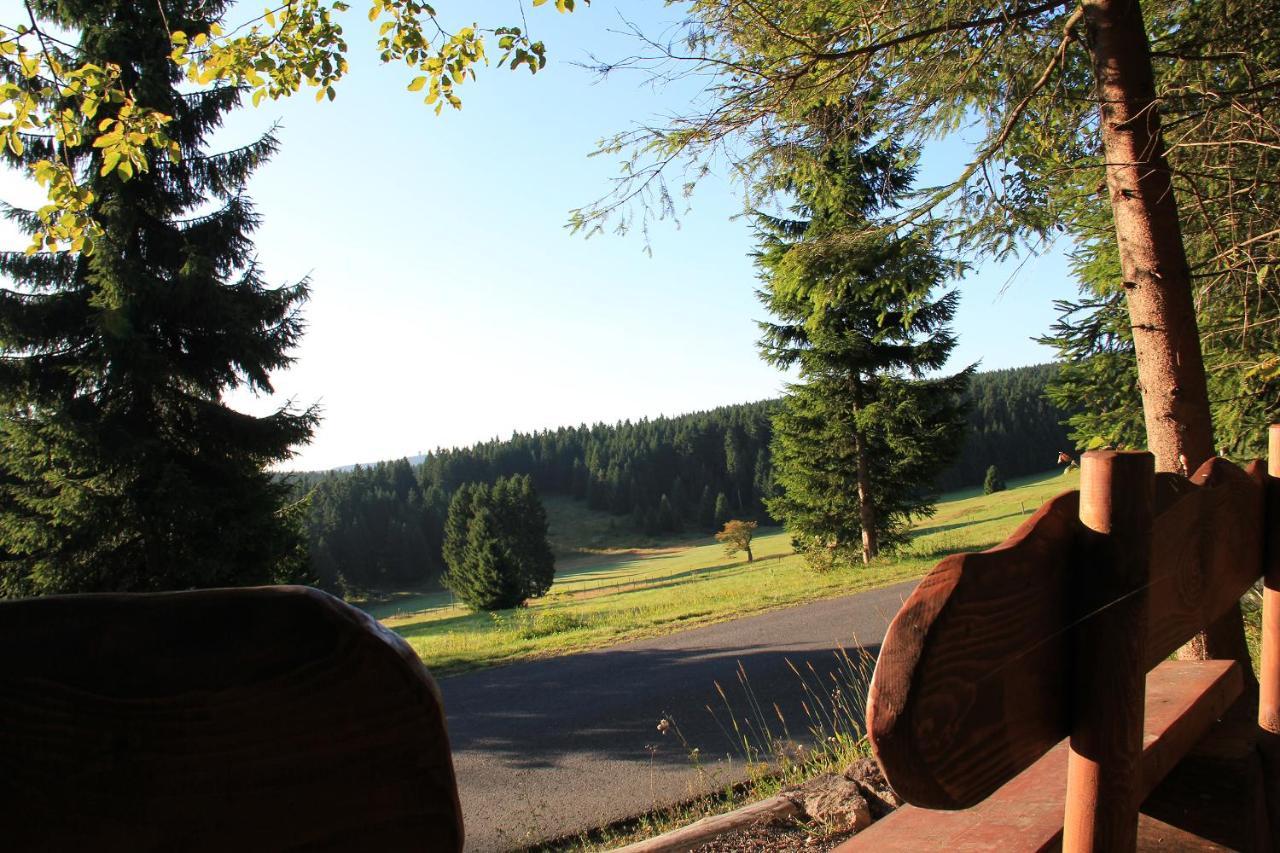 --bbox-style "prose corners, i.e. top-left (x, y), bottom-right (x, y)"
top-left (437, 579), bottom-right (920, 852)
